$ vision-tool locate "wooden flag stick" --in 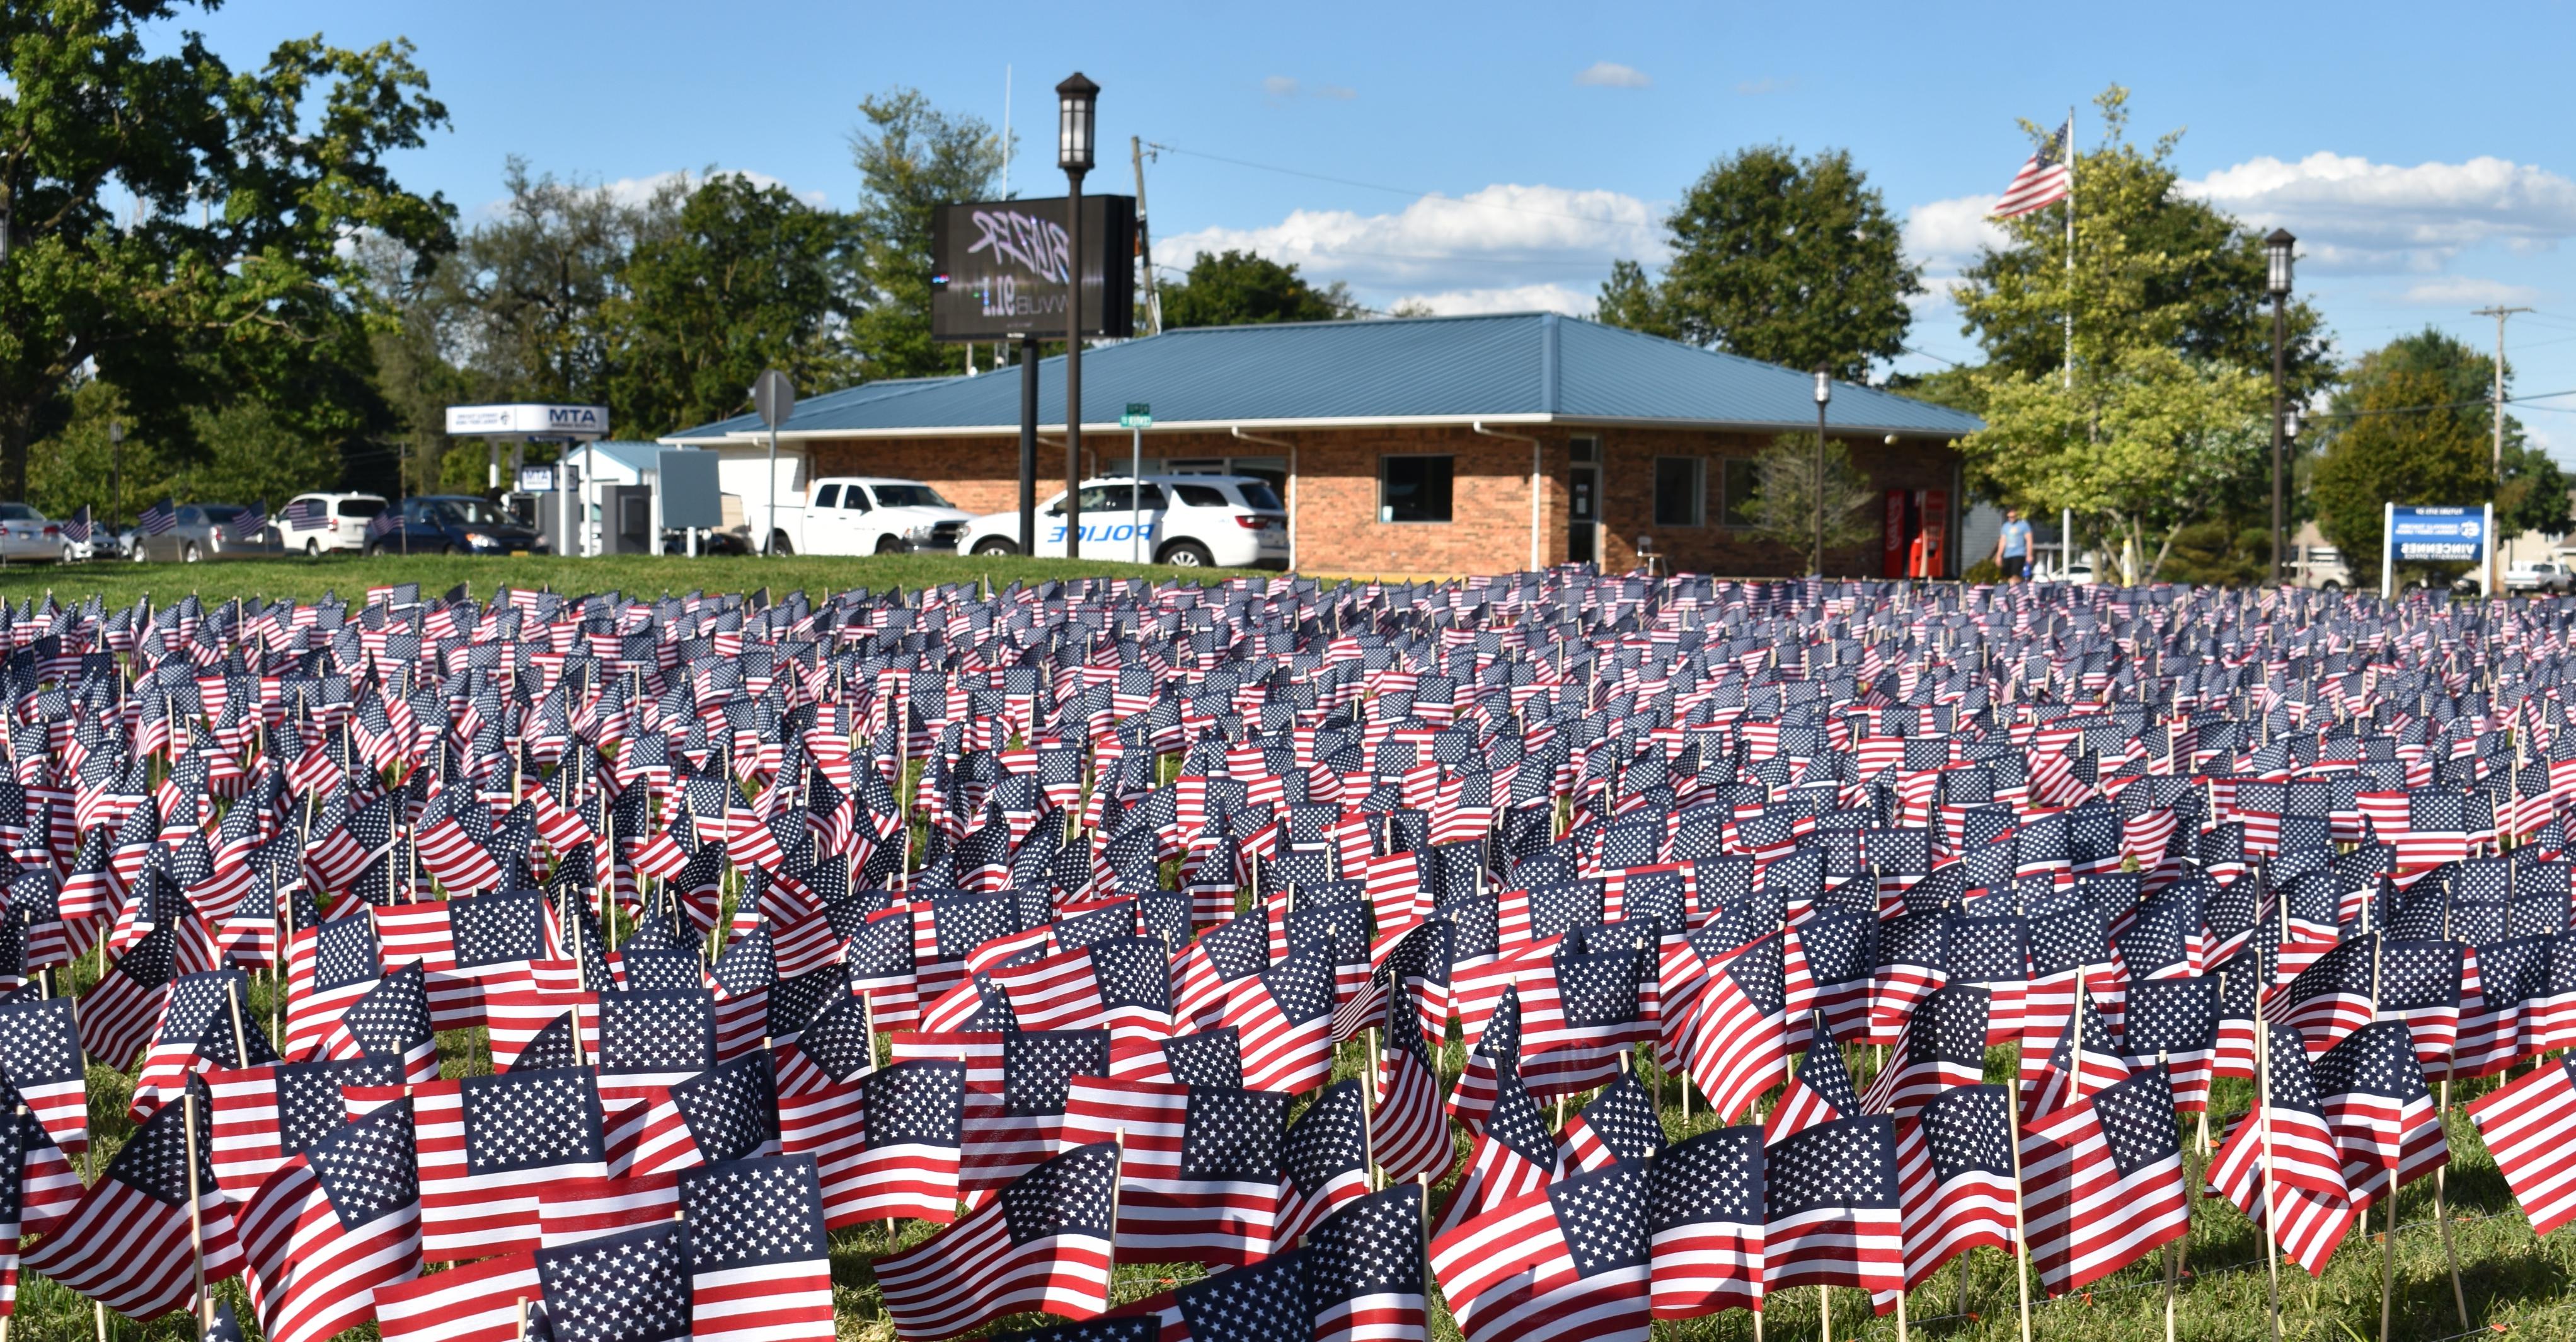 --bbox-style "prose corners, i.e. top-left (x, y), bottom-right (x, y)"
top-left (2379, 1181), bottom-right (2398, 1342)
top-left (2259, 1016), bottom-right (2282, 1342)
top-left (2003, 1069), bottom-right (2035, 1342)
top-left (184, 1087), bottom-right (209, 1330)
top-left (1817, 1284), bottom-right (1831, 1342)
